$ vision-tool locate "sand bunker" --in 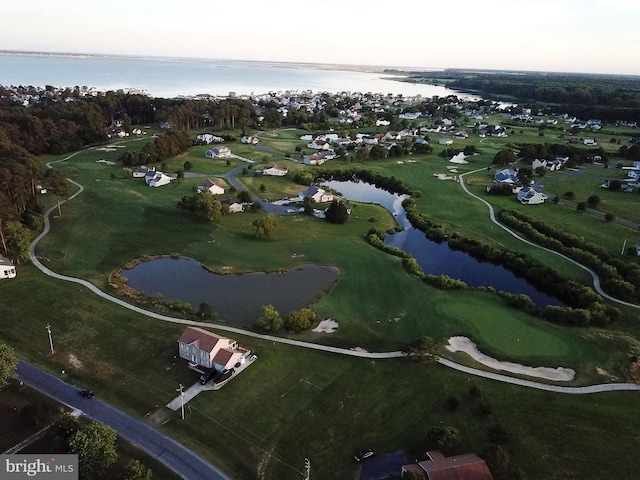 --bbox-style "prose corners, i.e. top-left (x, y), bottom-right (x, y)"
top-left (96, 159), bottom-right (117, 165)
top-left (434, 173), bottom-right (456, 180)
top-left (449, 153), bottom-right (469, 164)
top-left (445, 336), bottom-right (575, 382)
top-left (313, 318), bottom-right (339, 333)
